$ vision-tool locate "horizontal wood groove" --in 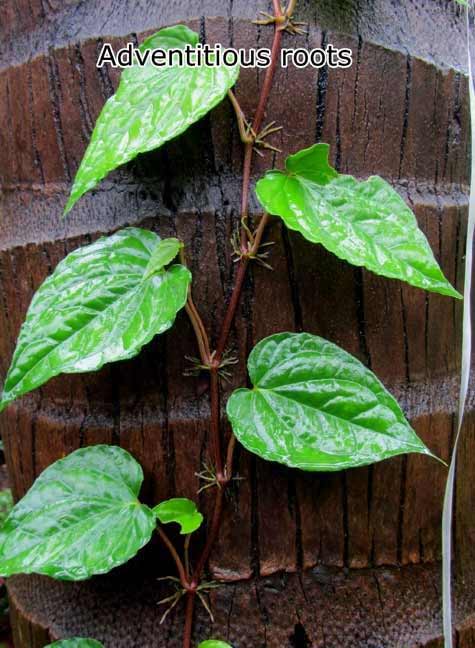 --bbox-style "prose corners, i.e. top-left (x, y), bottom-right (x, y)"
top-left (0, 0), bottom-right (470, 72)
top-left (7, 562), bottom-right (475, 647)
